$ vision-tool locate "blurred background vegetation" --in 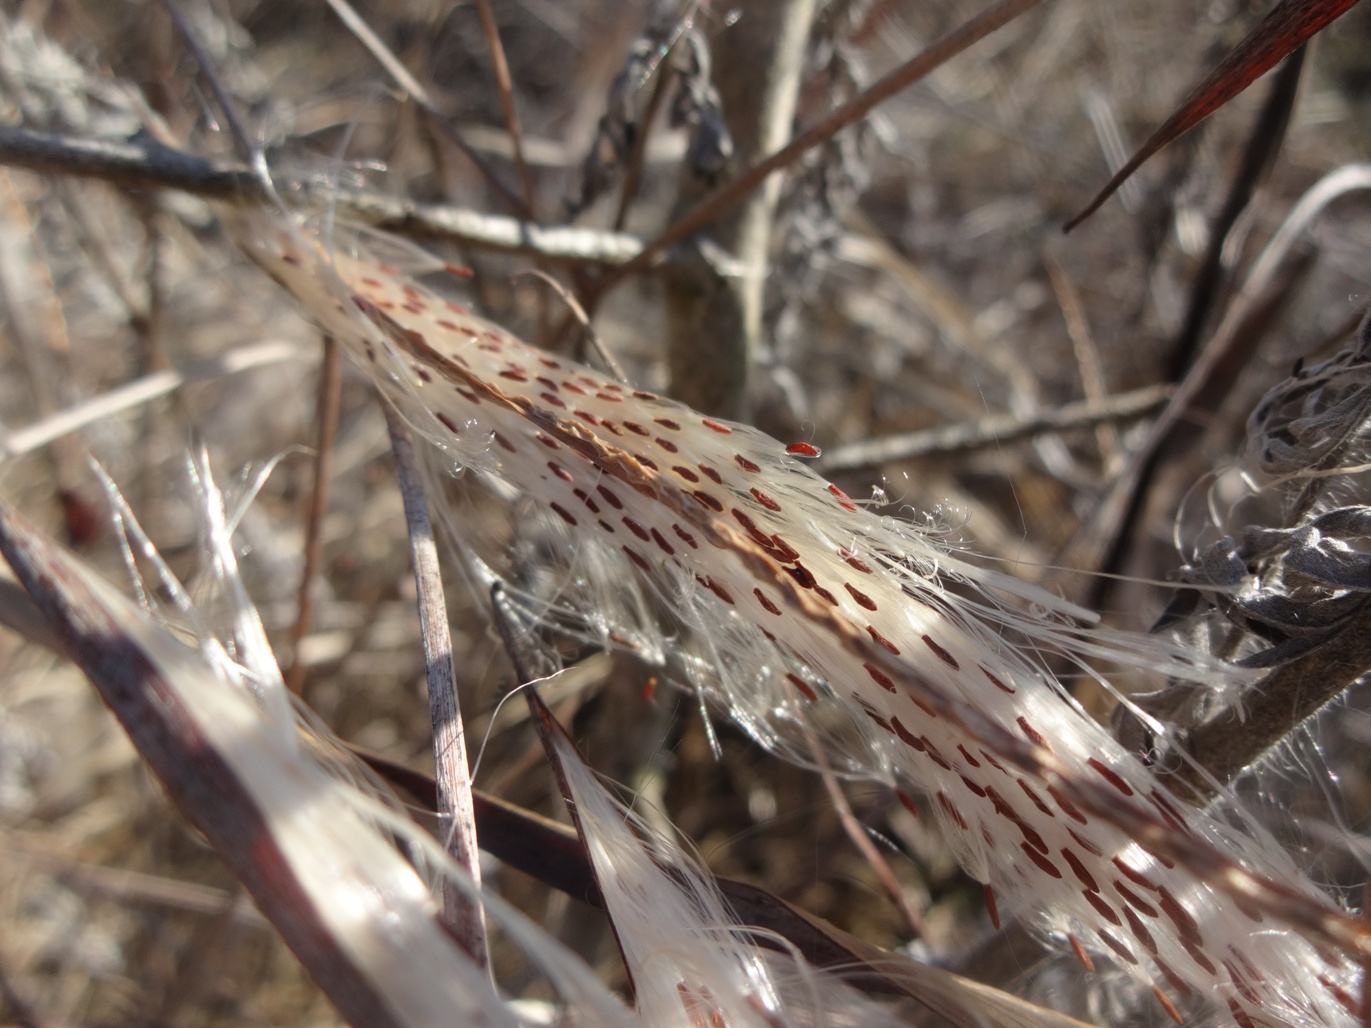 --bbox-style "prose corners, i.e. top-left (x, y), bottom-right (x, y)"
top-left (0, 0), bottom-right (1369, 1023)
